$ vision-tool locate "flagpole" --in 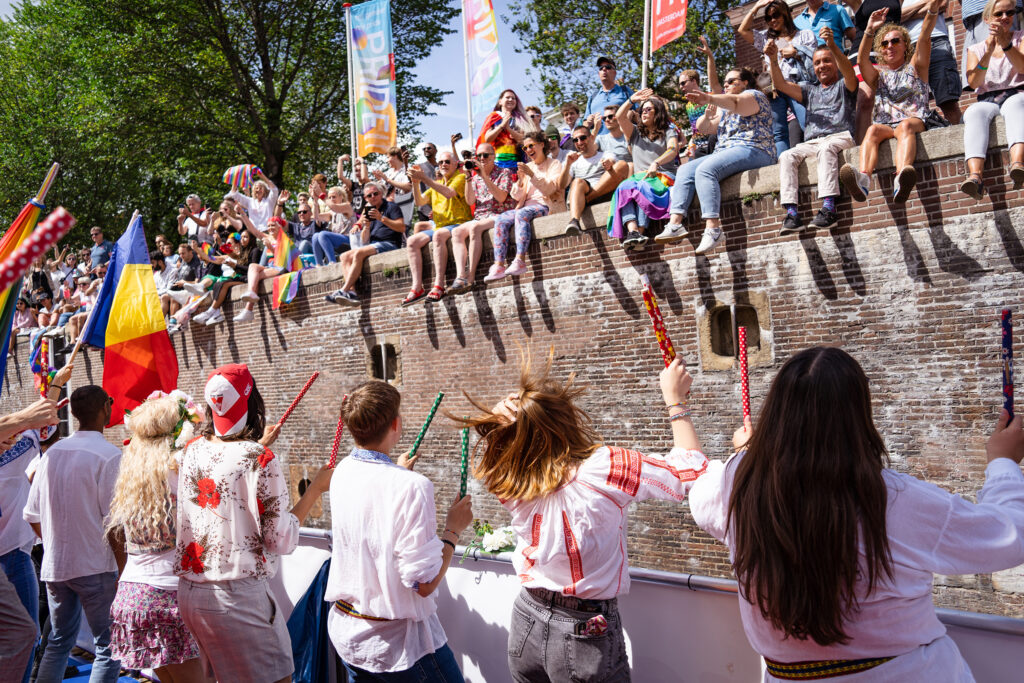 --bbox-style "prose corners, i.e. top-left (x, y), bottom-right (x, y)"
top-left (461, 0), bottom-right (475, 142)
top-left (34, 163), bottom-right (60, 205)
top-left (66, 209), bottom-right (139, 367)
top-left (344, 3), bottom-right (358, 161)
top-left (641, 0), bottom-right (652, 89)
